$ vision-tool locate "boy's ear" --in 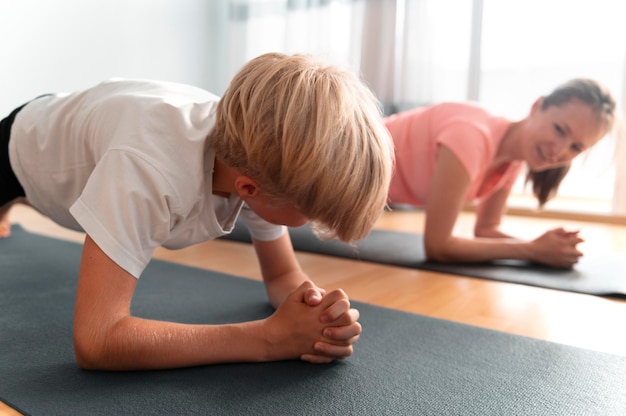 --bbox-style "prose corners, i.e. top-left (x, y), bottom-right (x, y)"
top-left (234, 175), bottom-right (260, 199)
